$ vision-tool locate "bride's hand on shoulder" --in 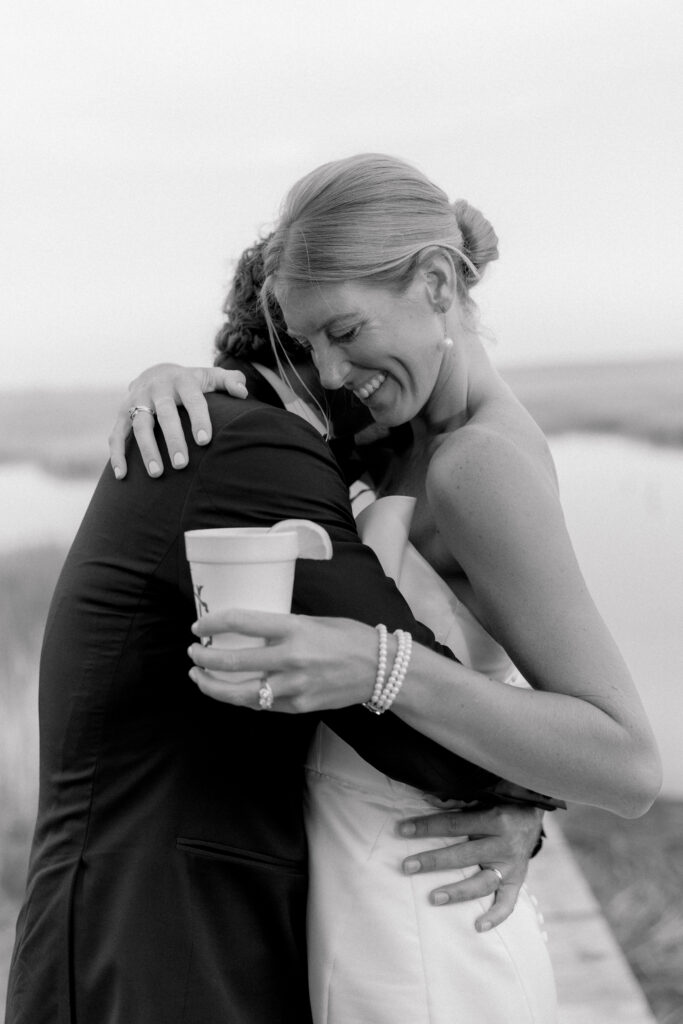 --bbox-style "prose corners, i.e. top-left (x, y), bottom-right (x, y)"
top-left (188, 609), bottom-right (381, 712)
top-left (109, 362), bottom-right (248, 480)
